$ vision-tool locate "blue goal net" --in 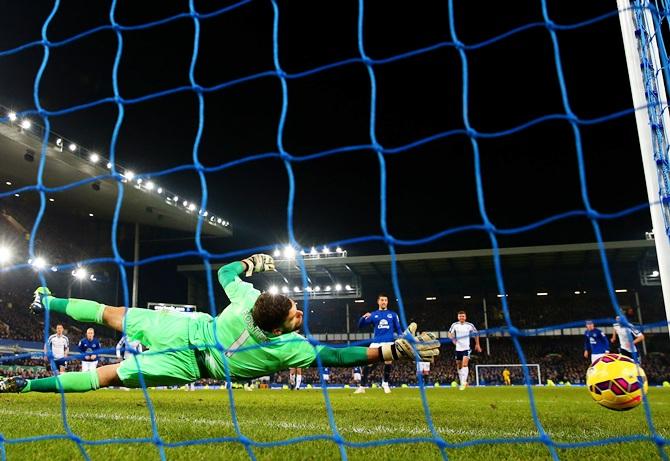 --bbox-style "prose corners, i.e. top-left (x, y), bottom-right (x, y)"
top-left (0, 1), bottom-right (669, 460)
